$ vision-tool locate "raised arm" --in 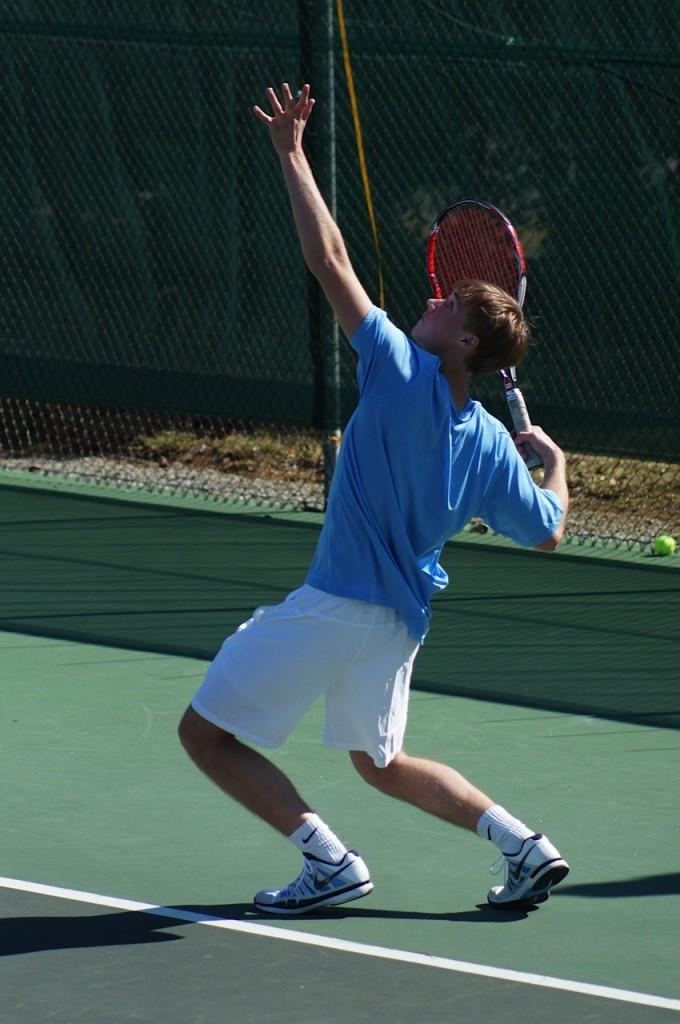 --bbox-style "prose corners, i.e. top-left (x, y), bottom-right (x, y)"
top-left (253, 82), bottom-right (372, 338)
